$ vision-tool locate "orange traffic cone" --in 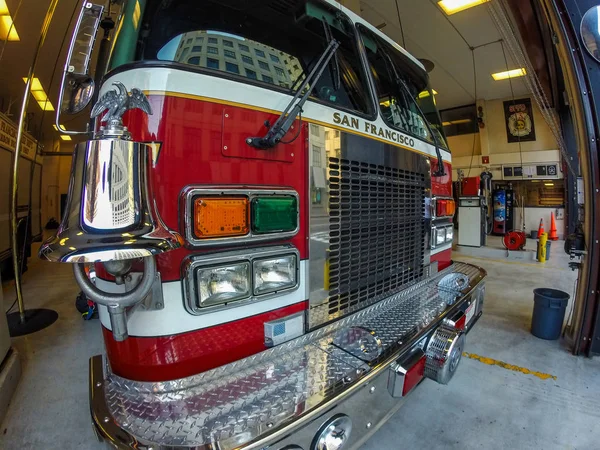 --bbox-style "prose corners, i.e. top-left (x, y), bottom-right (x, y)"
top-left (548, 212), bottom-right (559, 241)
top-left (537, 218), bottom-right (545, 237)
